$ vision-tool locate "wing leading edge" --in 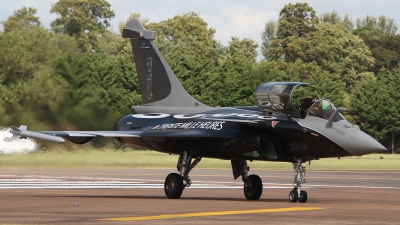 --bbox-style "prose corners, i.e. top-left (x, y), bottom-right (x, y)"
top-left (9, 125), bottom-right (141, 144)
top-left (9, 125), bottom-right (252, 144)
